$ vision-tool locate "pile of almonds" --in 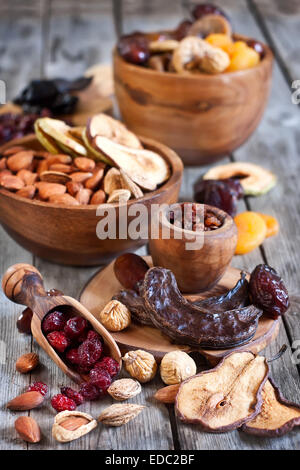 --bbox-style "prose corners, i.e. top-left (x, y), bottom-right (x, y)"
top-left (0, 146), bottom-right (111, 206)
